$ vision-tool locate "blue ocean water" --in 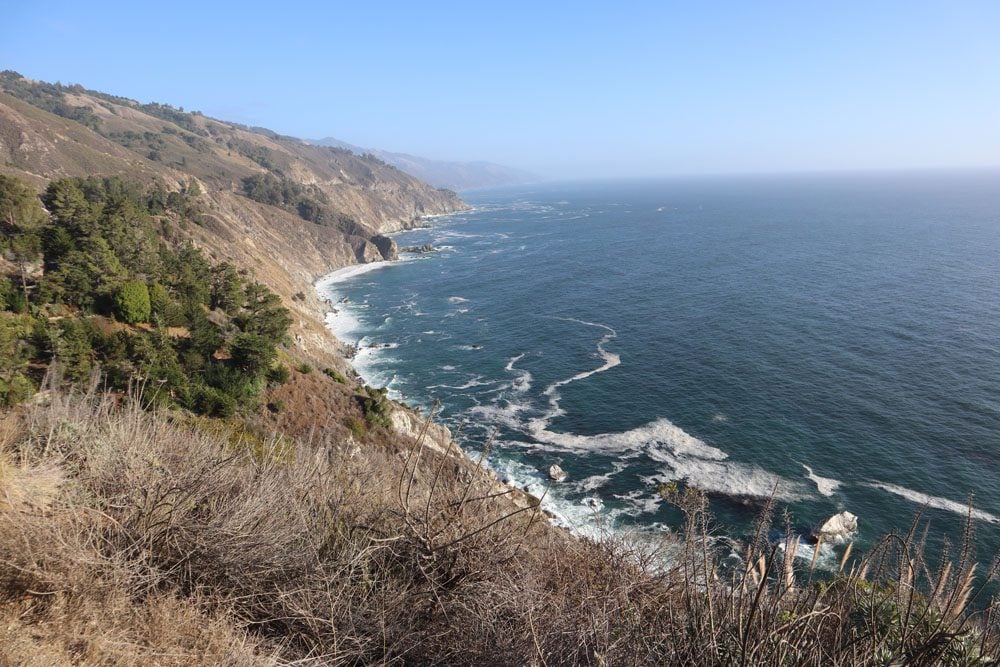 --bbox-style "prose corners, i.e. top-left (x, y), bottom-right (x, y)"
top-left (319, 170), bottom-right (1000, 562)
